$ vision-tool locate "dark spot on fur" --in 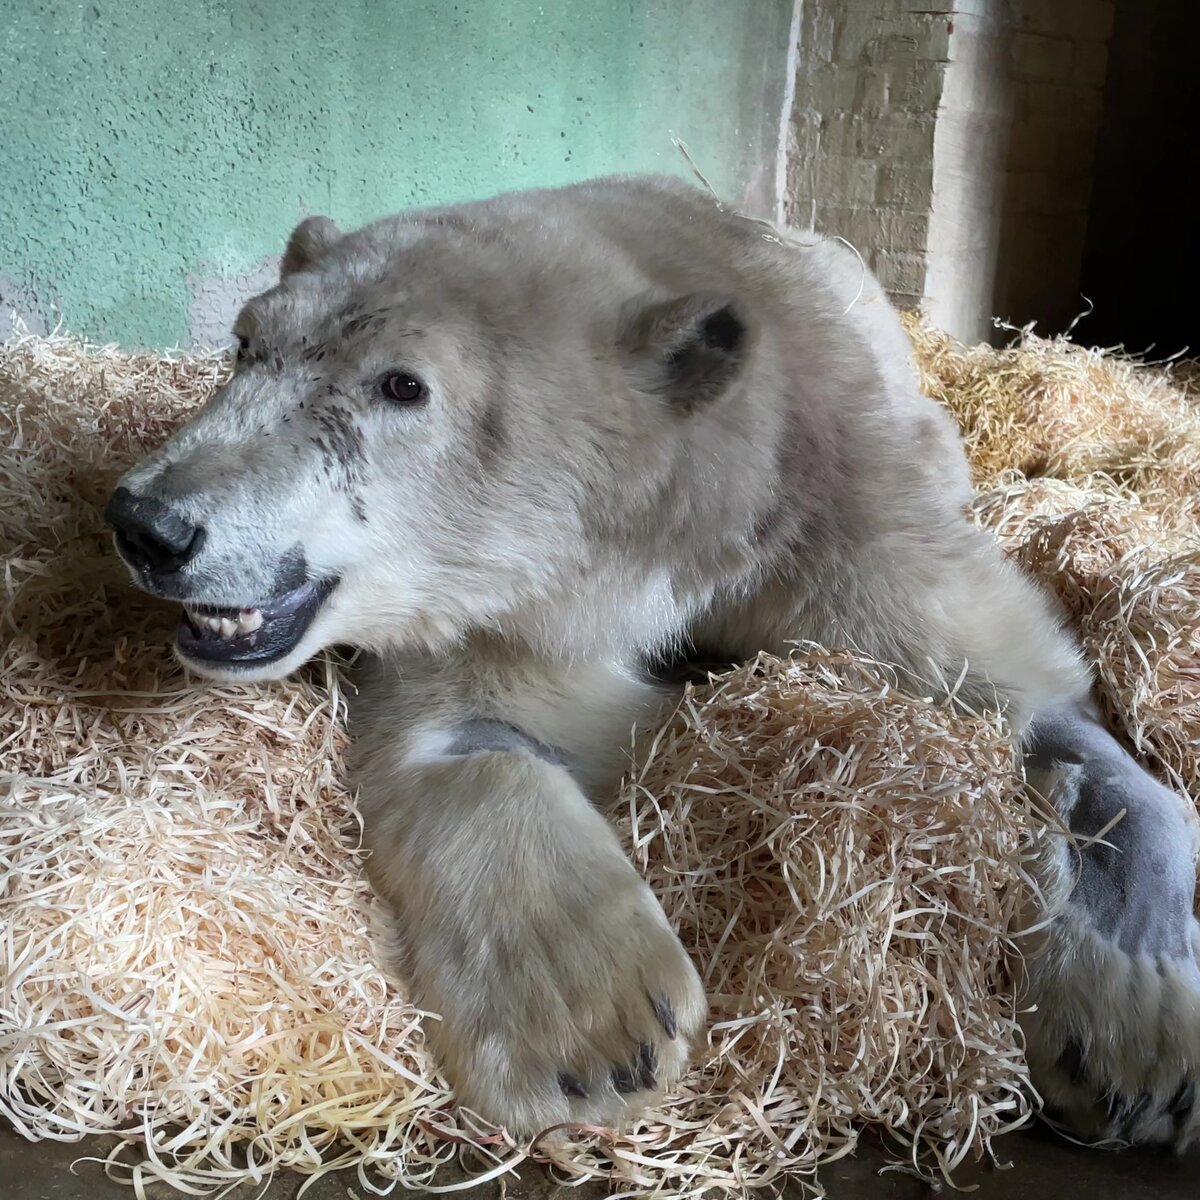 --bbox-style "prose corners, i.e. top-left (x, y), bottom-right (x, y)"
top-left (340, 310), bottom-right (389, 341)
top-left (700, 306), bottom-right (744, 353)
top-left (610, 1063), bottom-right (639, 1094)
top-left (661, 302), bottom-right (747, 413)
top-left (312, 403), bottom-right (367, 486)
top-left (1169, 1082), bottom-right (1196, 1117)
top-left (444, 718), bottom-right (568, 769)
top-left (558, 1072), bottom-right (588, 1099)
top-left (610, 1049), bottom-right (655, 1095)
top-left (637, 1042), bottom-right (657, 1089)
top-left (1059, 1038), bottom-right (1088, 1086)
top-left (475, 403), bottom-right (506, 468)
top-left (350, 494), bottom-right (367, 524)
top-left (652, 994), bottom-right (678, 1039)
top-left (272, 547), bottom-right (309, 595)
